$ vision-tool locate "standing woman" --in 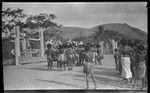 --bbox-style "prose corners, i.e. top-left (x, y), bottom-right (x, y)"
top-left (83, 45), bottom-right (97, 89)
top-left (121, 44), bottom-right (132, 83)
